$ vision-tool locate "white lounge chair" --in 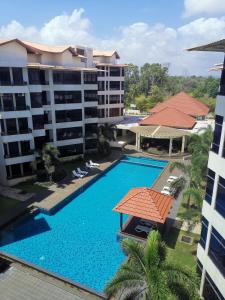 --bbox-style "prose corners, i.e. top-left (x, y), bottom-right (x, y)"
top-left (163, 186), bottom-right (171, 191)
top-left (89, 160), bottom-right (100, 167)
top-left (169, 175), bottom-right (178, 180)
top-left (85, 162), bottom-right (98, 169)
top-left (77, 168), bottom-right (88, 175)
top-left (135, 225), bottom-right (152, 234)
top-left (72, 170), bottom-right (84, 178)
top-left (167, 177), bottom-right (176, 183)
top-left (161, 190), bottom-right (171, 196)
